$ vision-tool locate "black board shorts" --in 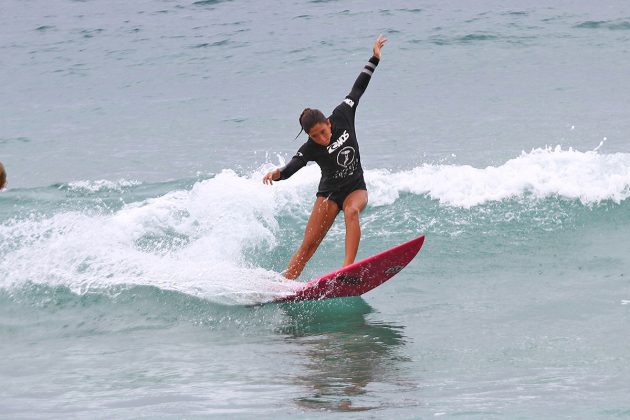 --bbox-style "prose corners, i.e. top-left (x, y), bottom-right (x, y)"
top-left (316, 176), bottom-right (367, 210)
